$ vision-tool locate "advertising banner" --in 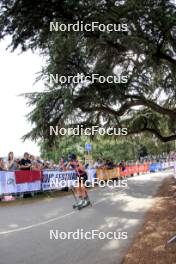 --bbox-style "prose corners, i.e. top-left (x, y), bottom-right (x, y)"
top-left (15, 170), bottom-right (42, 183)
top-left (16, 181), bottom-right (41, 193)
top-left (0, 171), bottom-right (17, 194)
top-left (96, 168), bottom-right (120, 181)
top-left (42, 170), bottom-right (77, 191)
